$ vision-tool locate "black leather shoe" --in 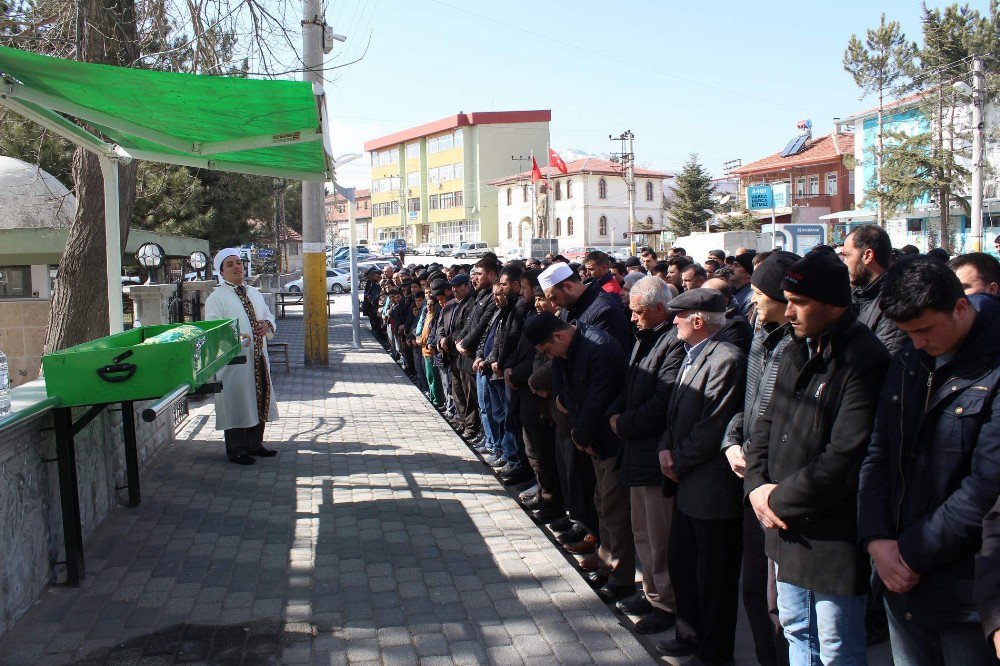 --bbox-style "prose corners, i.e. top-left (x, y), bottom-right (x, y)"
top-left (522, 495), bottom-right (543, 510)
top-left (655, 638), bottom-right (698, 657)
top-left (547, 516), bottom-right (574, 532)
top-left (500, 466), bottom-right (533, 486)
top-left (556, 526), bottom-right (588, 544)
top-left (585, 571), bottom-right (608, 588)
top-left (249, 448), bottom-right (277, 457)
top-left (616, 594), bottom-right (652, 615)
top-left (634, 609), bottom-right (675, 634)
top-left (531, 507), bottom-right (564, 524)
top-left (597, 583), bottom-right (635, 603)
top-left (230, 455), bottom-right (255, 465)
